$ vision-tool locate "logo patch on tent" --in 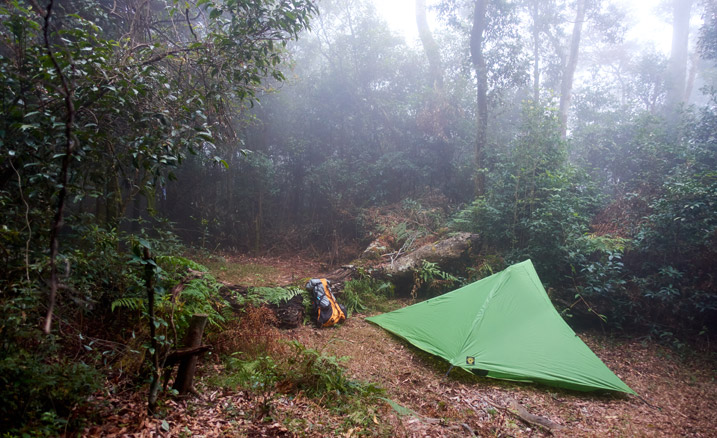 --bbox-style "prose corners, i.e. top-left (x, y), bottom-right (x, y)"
top-left (466, 356), bottom-right (475, 365)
